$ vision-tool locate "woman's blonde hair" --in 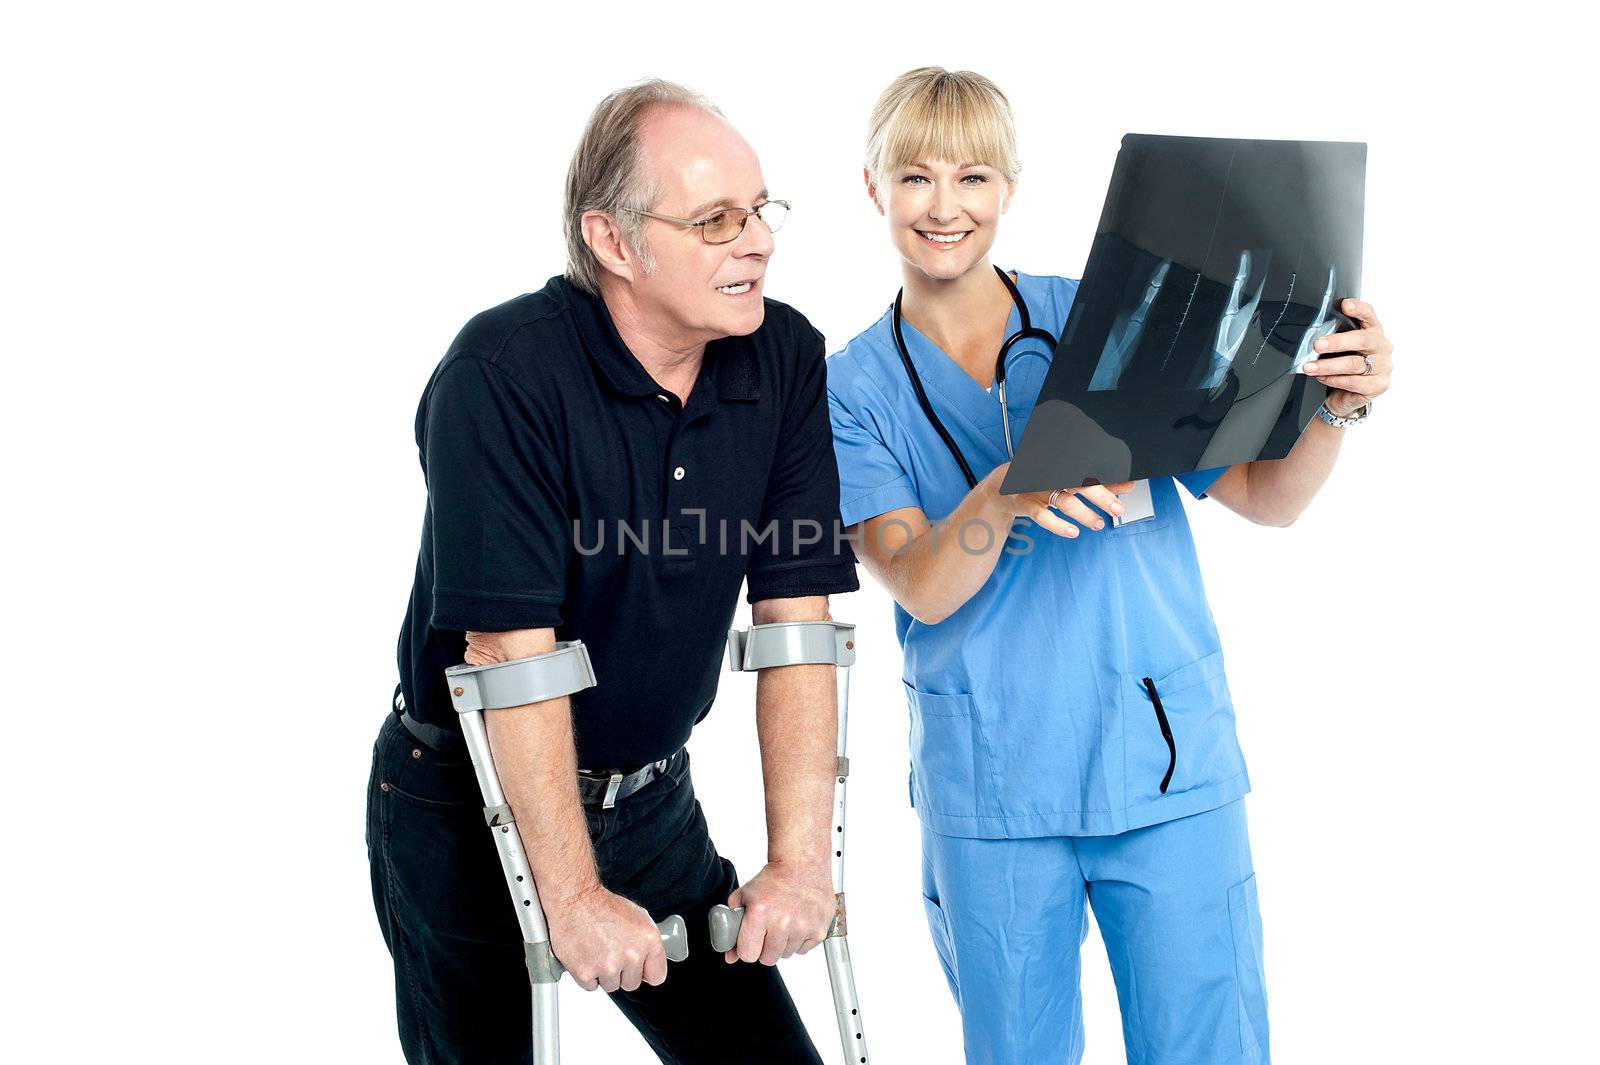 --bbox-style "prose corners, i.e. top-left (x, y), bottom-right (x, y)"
top-left (864, 67), bottom-right (1020, 188)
